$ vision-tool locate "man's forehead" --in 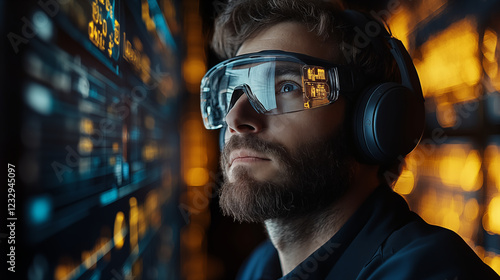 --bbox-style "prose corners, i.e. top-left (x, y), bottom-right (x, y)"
top-left (236, 21), bottom-right (340, 63)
